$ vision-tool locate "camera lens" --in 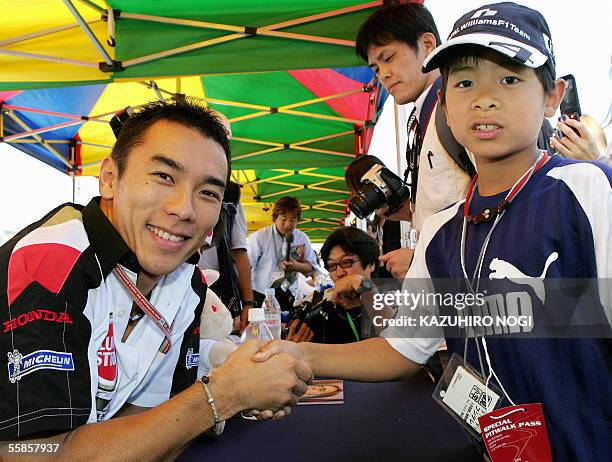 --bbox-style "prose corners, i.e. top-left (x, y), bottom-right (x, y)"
top-left (348, 183), bottom-right (387, 219)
